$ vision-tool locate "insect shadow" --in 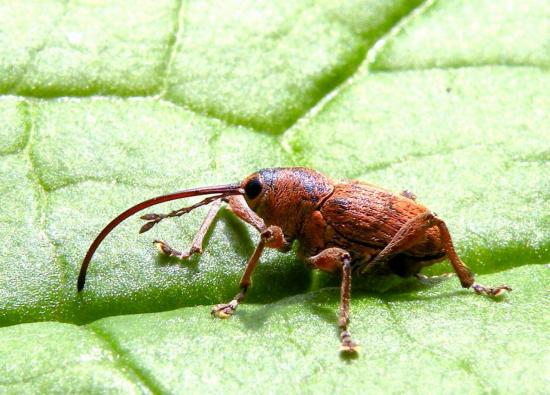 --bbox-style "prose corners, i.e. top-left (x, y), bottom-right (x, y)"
top-left (235, 272), bottom-right (462, 333)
